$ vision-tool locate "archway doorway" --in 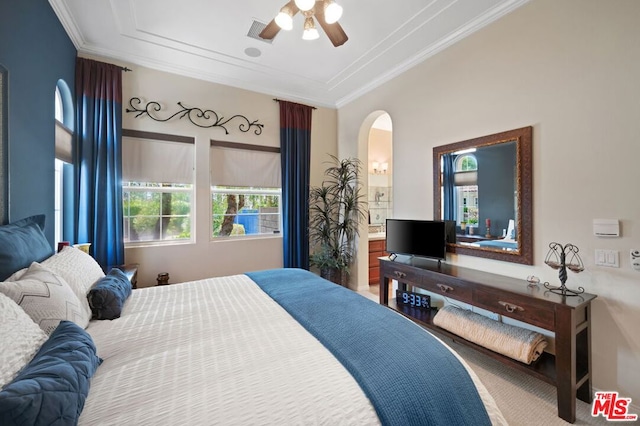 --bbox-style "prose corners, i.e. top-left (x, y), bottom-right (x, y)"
top-left (354, 111), bottom-right (393, 295)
